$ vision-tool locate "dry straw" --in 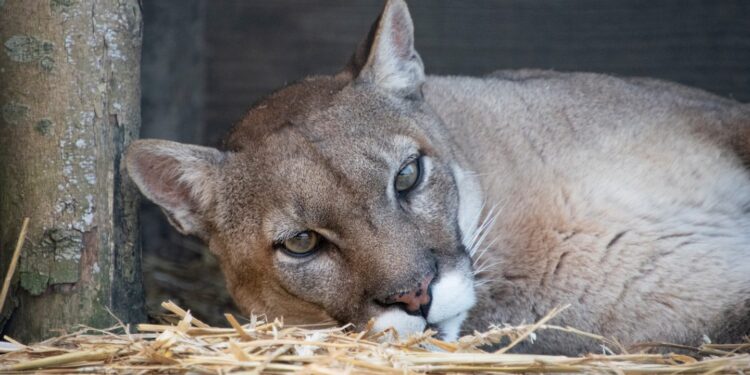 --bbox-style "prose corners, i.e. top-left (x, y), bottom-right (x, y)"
top-left (0, 218), bottom-right (29, 314)
top-left (0, 300), bottom-right (748, 374)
